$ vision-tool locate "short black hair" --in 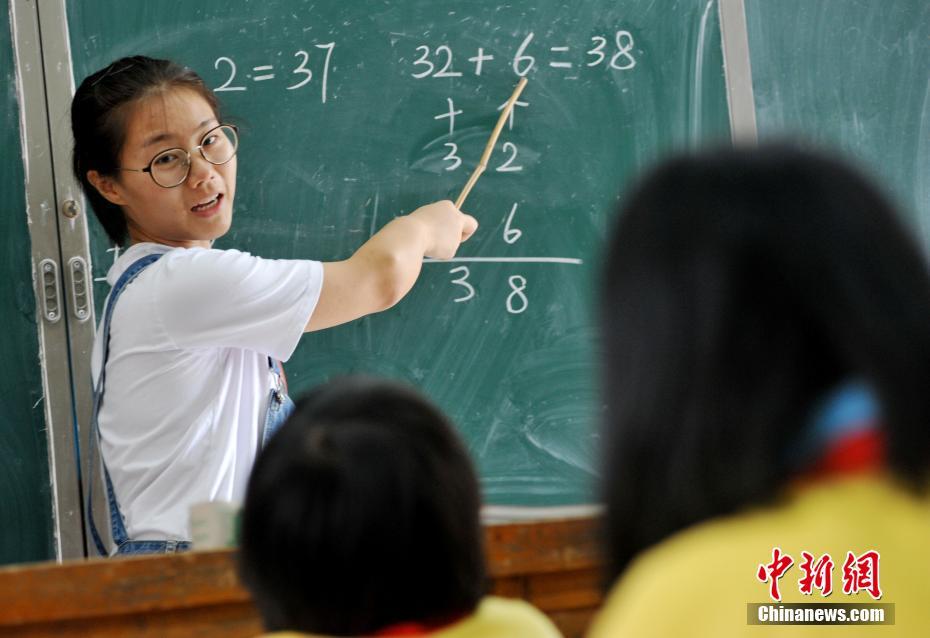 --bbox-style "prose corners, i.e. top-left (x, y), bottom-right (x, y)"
top-left (599, 143), bottom-right (930, 582)
top-left (71, 55), bottom-right (221, 245)
top-left (239, 376), bottom-right (486, 636)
